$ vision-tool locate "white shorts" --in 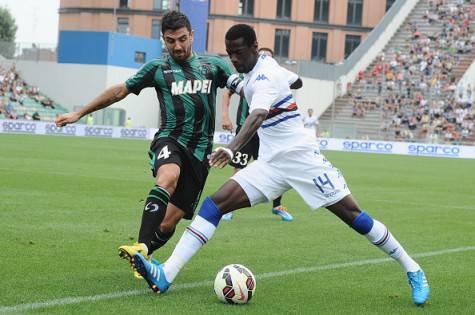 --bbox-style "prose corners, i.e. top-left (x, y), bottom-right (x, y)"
top-left (231, 146), bottom-right (351, 209)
